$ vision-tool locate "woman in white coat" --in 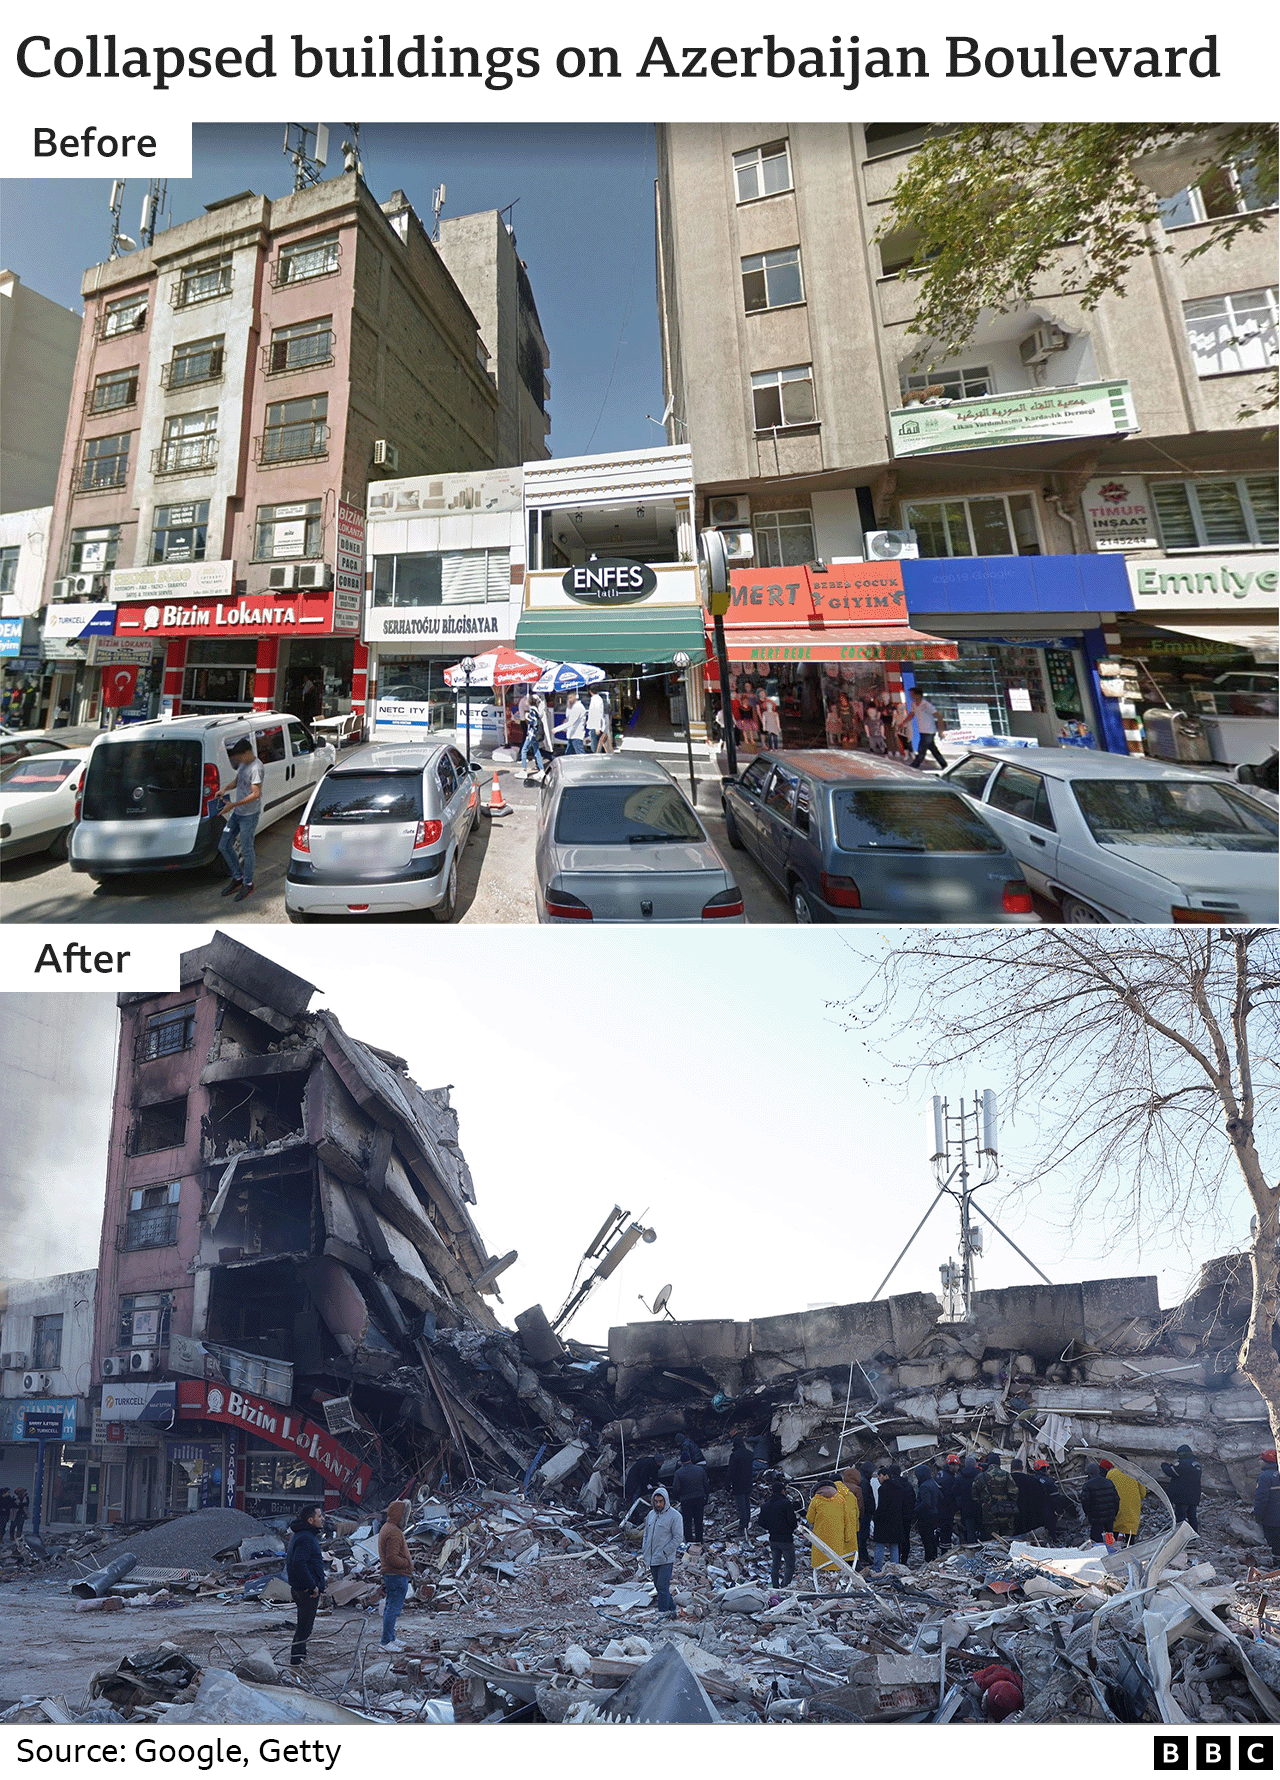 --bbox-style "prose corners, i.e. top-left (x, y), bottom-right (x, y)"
top-left (641, 1485), bottom-right (683, 1616)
